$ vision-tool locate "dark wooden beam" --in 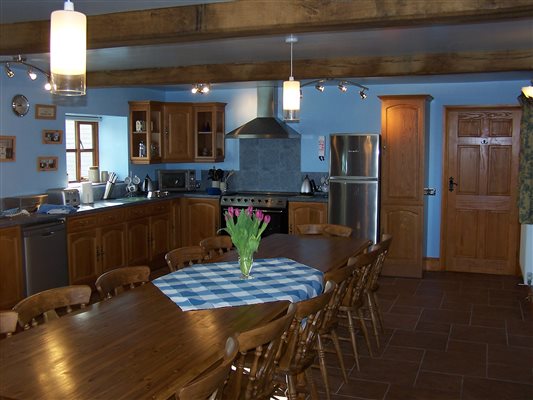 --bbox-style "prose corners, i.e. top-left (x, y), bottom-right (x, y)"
top-left (1, 0), bottom-right (532, 55)
top-left (87, 49), bottom-right (533, 88)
